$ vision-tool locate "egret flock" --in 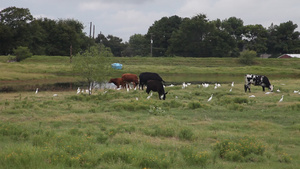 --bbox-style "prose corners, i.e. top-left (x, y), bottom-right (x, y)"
top-left (34, 81), bottom-right (299, 103)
